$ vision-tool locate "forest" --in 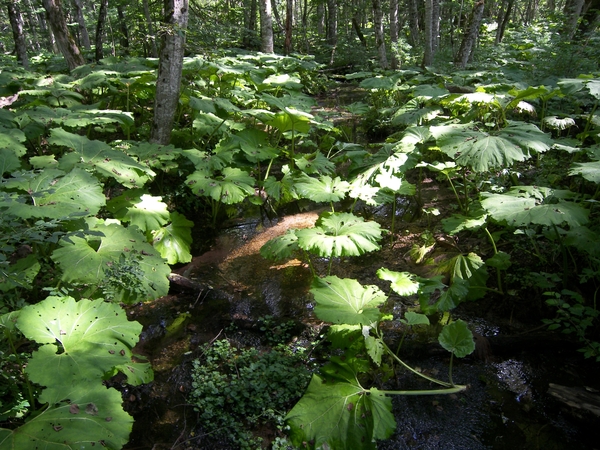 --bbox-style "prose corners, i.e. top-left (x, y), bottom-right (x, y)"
top-left (0, 0), bottom-right (599, 449)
